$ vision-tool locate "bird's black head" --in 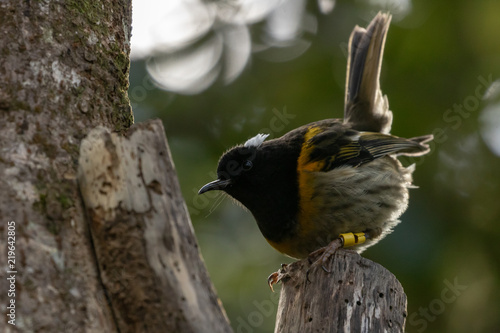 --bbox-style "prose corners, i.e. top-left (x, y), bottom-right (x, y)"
top-left (198, 134), bottom-right (268, 199)
top-left (198, 132), bottom-right (302, 242)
